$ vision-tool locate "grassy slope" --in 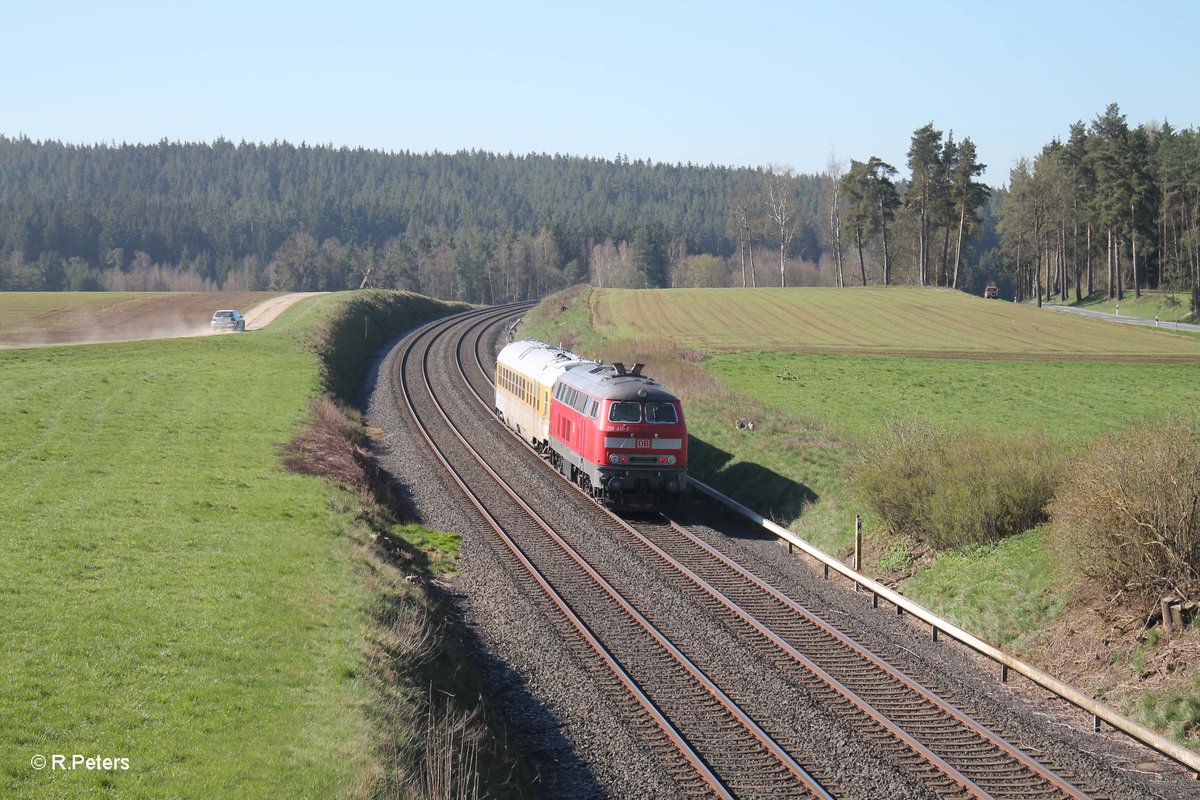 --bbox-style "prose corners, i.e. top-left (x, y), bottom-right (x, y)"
top-left (1057, 288), bottom-right (1197, 324)
top-left (525, 285), bottom-right (1200, 746)
top-left (0, 292), bottom-right (464, 798)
